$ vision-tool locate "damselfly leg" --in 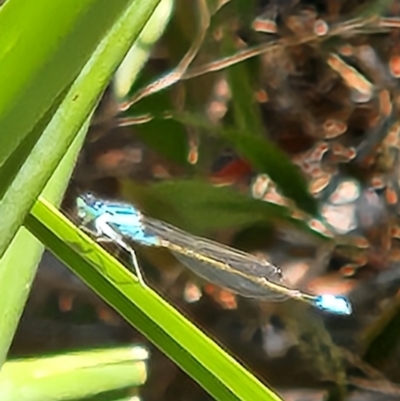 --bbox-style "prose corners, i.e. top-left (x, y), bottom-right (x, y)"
top-left (78, 213), bottom-right (145, 286)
